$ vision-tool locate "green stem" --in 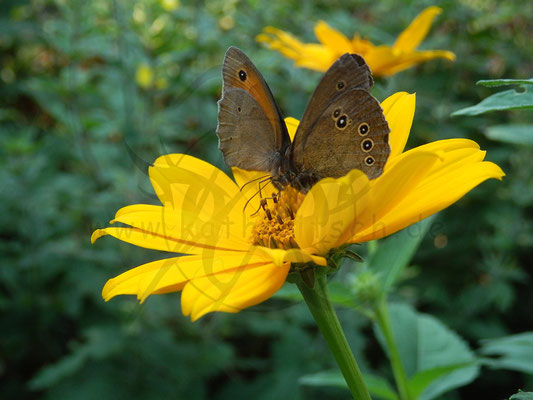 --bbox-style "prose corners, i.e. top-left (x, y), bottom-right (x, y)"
top-left (297, 272), bottom-right (371, 400)
top-left (374, 299), bottom-right (412, 400)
